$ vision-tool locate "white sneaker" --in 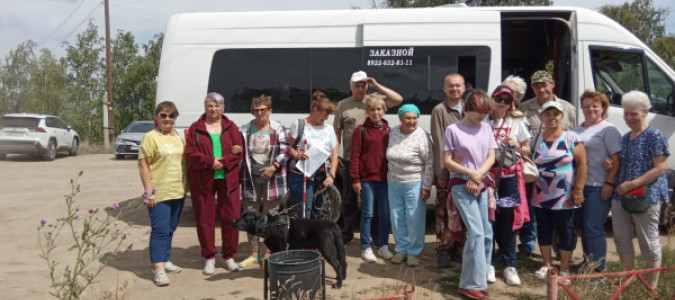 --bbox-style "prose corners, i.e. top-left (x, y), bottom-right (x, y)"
top-left (163, 261), bottom-right (182, 273)
top-left (361, 248), bottom-right (377, 263)
top-left (223, 258), bottom-right (239, 272)
top-left (559, 271), bottom-right (572, 286)
top-left (504, 267), bottom-right (522, 286)
top-left (487, 265), bottom-right (496, 284)
top-left (377, 246), bottom-right (394, 260)
top-left (153, 270), bottom-right (169, 286)
top-left (203, 259), bottom-right (215, 276)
